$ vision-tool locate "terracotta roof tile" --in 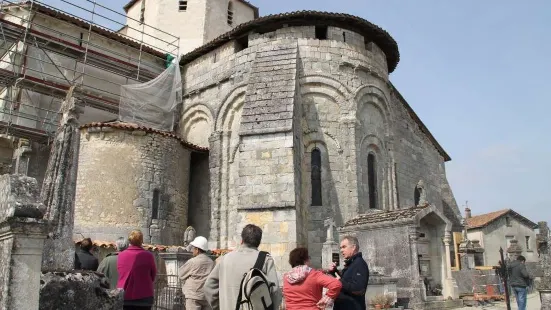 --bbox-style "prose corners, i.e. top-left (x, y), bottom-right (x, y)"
top-left (79, 121), bottom-right (208, 153)
top-left (344, 205), bottom-right (428, 227)
top-left (466, 209), bottom-right (537, 230)
top-left (466, 209), bottom-right (509, 229)
top-left (74, 239), bottom-right (186, 252)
